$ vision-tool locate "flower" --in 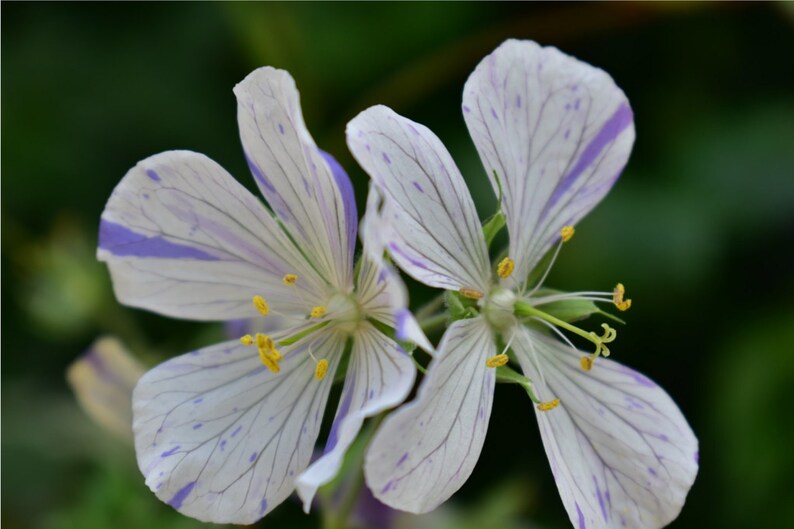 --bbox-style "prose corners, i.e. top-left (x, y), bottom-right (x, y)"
top-left (97, 67), bottom-right (429, 524)
top-left (347, 40), bottom-right (698, 528)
